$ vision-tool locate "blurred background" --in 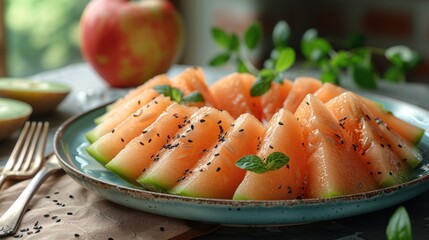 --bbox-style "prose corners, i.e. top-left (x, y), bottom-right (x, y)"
top-left (0, 0), bottom-right (428, 83)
